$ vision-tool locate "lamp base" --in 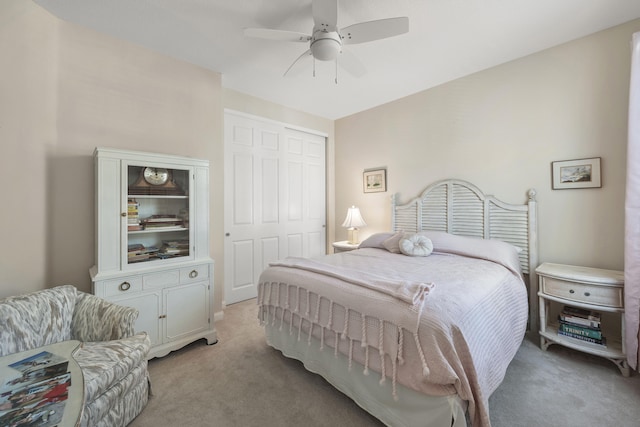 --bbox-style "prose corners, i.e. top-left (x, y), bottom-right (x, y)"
top-left (347, 227), bottom-right (359, 245)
